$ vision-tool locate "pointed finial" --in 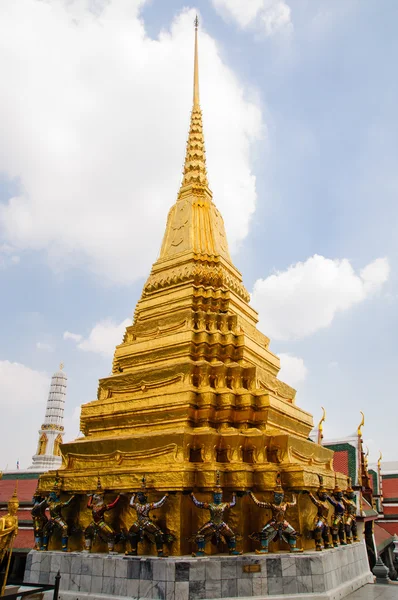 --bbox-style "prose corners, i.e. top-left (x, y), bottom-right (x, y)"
top-left (193, 15), bottom-right (200, 107)
top-left (378, 451), bottom-right (383, 469)
top-left (317, 406), bottom-right (326, 445)
top-left (365, 446), bottom-right (369, 468)
top-left (59, 362), bottom-right (64, 371)
top-left (357, 411), bottom-right (365, 437)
